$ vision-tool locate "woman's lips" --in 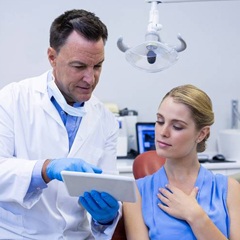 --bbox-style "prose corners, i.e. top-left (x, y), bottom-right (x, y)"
top-left (156, 140), bottom-right (172, 148)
